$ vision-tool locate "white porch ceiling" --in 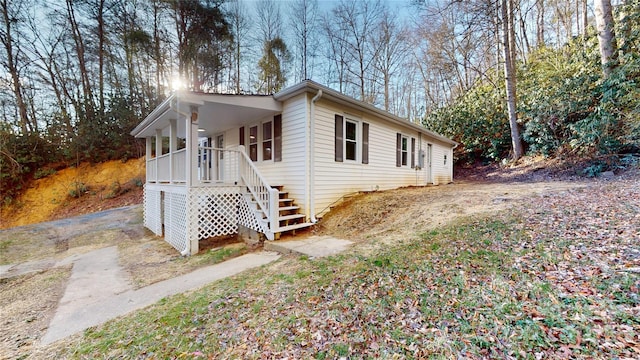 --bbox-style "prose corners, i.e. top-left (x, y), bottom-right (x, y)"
top-left (133, 92), bottom-right (282, 138)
